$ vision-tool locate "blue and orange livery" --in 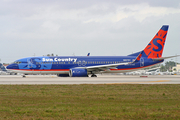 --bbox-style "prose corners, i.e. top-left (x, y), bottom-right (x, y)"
top-left (6, 25), bottom-right (178, 77)
top-left (142, 25), bottom-right (168, 59)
